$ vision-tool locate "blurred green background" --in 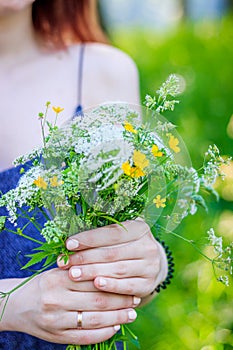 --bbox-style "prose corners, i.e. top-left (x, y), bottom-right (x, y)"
top-left (100, 1), bottom-right (233, 349)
